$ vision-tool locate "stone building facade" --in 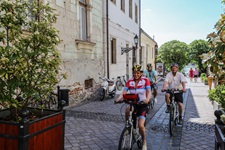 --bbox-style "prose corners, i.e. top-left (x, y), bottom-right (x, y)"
top-left (50, 0), bottom-right (104, 105)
